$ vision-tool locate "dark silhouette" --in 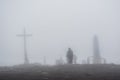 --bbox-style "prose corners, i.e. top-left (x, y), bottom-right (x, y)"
top-left (66, 48), bottom-right (74, 64)
top-left (17, 28), bottom-right (32, 64)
